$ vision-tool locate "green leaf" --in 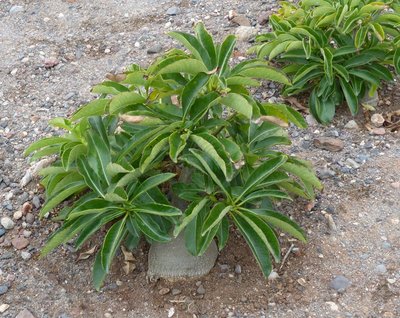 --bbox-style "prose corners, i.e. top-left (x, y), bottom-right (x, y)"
top-left (394, 48), bottom-right (400, 74)
top-left (157, 59), bottom-right (208, 75)
top-left (181, 72), bottom-right (209, 119)
top-left (191, 133), bottom-right (233, 180)
top-left (169, 131), bottom-right (189, 163)
top-left (101, 217), bottom-right (127, 272)
top-left (93, 252), bottom-right (107, 291)
top-left (333, 64), bottom-right (350, 82)
top-left (109, 92), bottom-right (146, 114)
top-left (173, 198), bottom-right (209, 237)
top-left (240, 189), bottom-right (291, 205)
top-left (139, 136), bottom-right (169, 173)
top-left (135, 203), bottom-right (182, 216)
top-left (24, 137), bottom-right (69, 156)
top-left (201, 203), bottom-right (231, 236)
top-left (231, 213), bottom-right (272, 277)
top-left (104, 187), bottom-right (128, 202)
top-left (195, 22), bottom-right (217, 68)
top-left (281, 161), bottom-right (322, 189)
top-left (339, 77), bottom-right (358, 115)
top-left (238, 67), bottom-right (290, 85)
top-left (71, 99), bottom-right (110, 121)
top-left (348, 69), bottom-right (381, 86)
top-left (354, 26), bottom-right (368, 48)
top-left (216, 217), bottom-right (229, 251)
top-left (220, 93), bottom-right (253, 119)
top-left (218, 35), bottom-right (236, 76)
top-left (40, 181), bottom-right (86, 217)
top-left (135, 213), bottom-right (171, 242)
top-left (321, 48), bottom-right (333, 85)
top-left (68, 198), bottom-right (117, 219)
top-left (131, 173), bottom-right (175, 201)
top-left (239, 155), bottom-right (287, 200)
top-left (106, 163), bottom-right (131, 178)
top-left (168, 31), bottom-right (212, 69)
top-left (91, 81), bottom-right (130, 95)
top-left (77, 157), bottom-right (104, 197)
